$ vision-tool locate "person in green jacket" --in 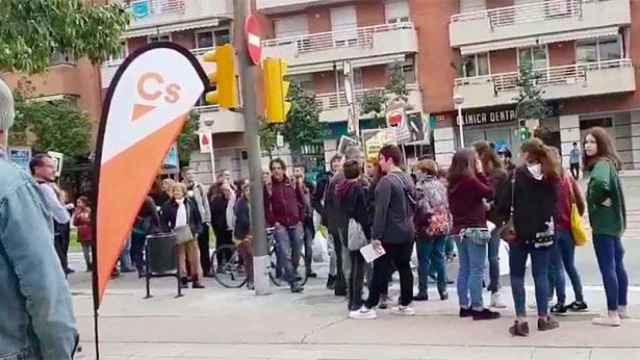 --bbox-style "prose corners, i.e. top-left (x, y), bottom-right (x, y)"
top-left (583, 127), bottom-right (629, 327)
